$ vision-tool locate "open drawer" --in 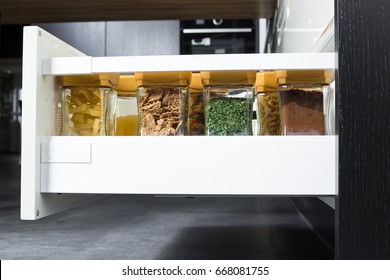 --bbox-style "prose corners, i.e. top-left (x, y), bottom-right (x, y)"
top-left (21, 26), bottom-right (336, 219)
